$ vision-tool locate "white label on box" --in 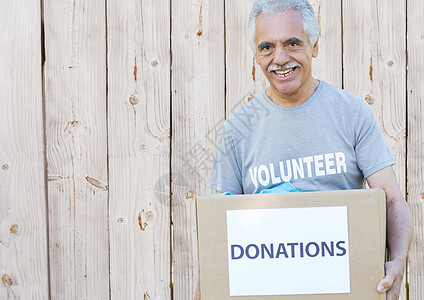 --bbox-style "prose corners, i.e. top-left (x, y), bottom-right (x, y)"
top-left (226, 206), bottom-right (350, 296)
